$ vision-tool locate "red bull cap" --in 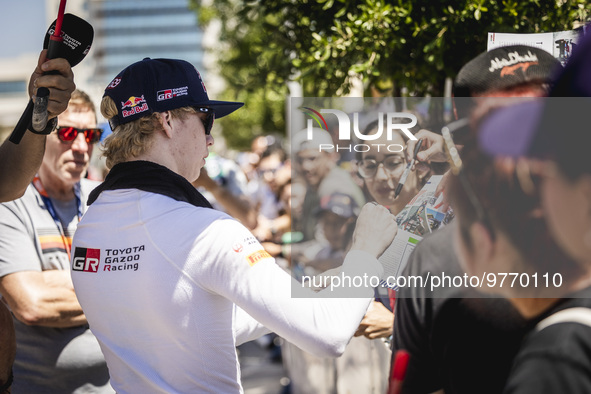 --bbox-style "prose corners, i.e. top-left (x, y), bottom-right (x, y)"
top-left (104, 58), bottom-right (243, 130)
